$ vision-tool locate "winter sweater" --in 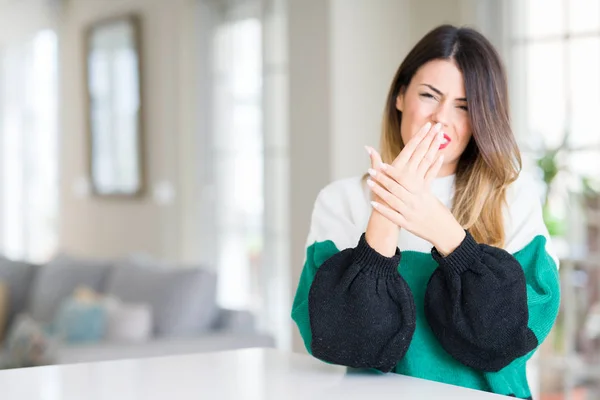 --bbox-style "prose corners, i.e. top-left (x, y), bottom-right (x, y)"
top-left (291, 172), bottom-right (560, 399)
